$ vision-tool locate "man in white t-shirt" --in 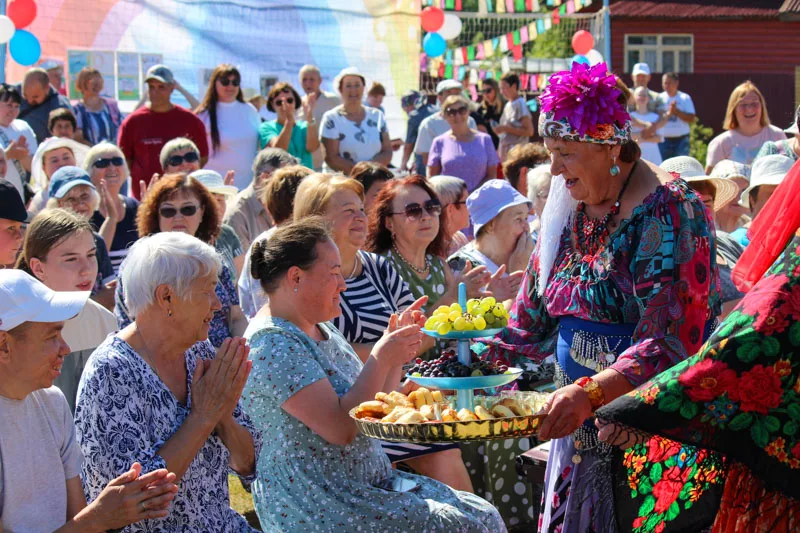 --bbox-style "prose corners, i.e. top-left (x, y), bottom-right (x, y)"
top-left (298, 65), bottom-right (341, 170)
top-left (0, 270), bottom-right (178, 532)
top-left (657, 72), bottom-right (696, 160)
top-left (414, 79), bottom-right (477, 168)
top-left (0, 84), bottom-right (36, 202)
